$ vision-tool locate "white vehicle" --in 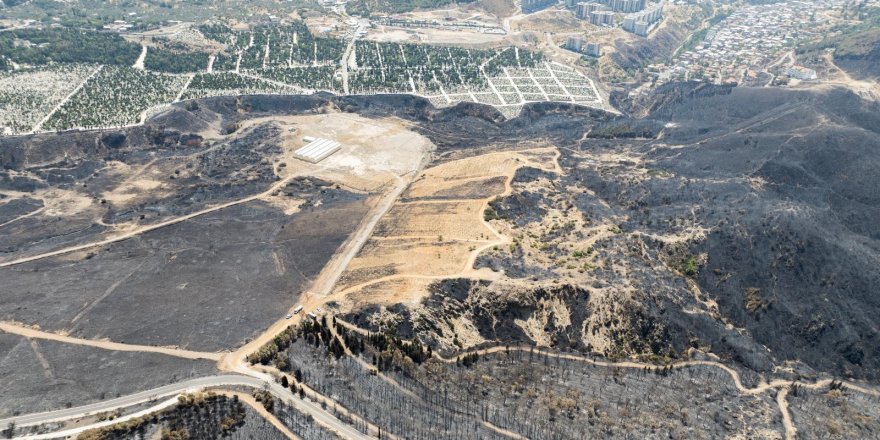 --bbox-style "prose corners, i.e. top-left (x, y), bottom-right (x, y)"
top-left (285, 313), bottom-right (293, 319)
top-left (293, 305), bottom-right (303, 314)
top-left (307, 312), bottom-right (317, 319)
